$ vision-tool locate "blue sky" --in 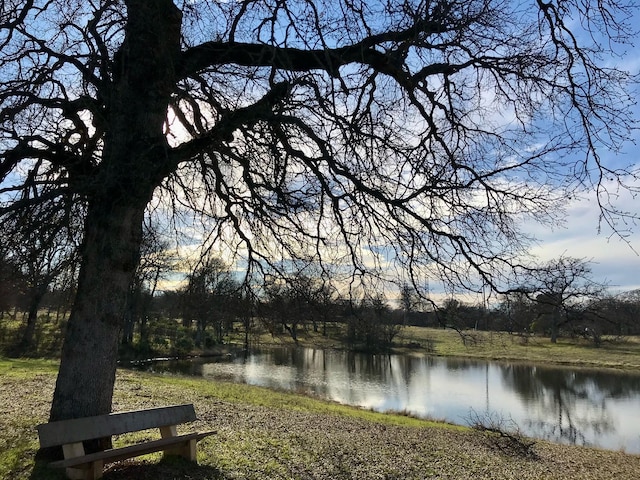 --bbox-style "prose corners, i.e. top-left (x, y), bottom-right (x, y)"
top-left (527, 116), bottom-right (640, 294)
top-left (522, 5), bottom-right (640, 295)
top-left (164, 16), bottom-right (640, 299)
top-left (5, 1), bottom-right (637, 298)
